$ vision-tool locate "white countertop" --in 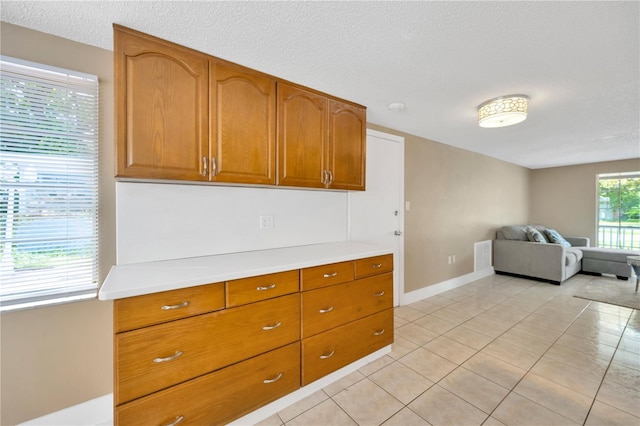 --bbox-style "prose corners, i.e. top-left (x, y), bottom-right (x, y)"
top-left (99, 241), bottom-right (393, 300)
